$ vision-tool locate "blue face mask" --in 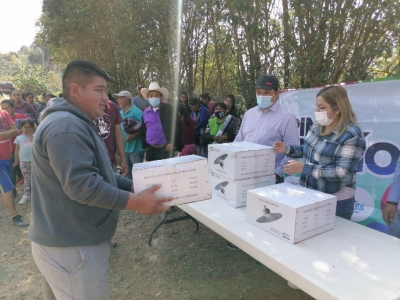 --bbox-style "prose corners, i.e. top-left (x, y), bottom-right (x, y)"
top-left (149, 98), bottom-right (160, 107)
top-left (256, 95), bottom-right (273, 109)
